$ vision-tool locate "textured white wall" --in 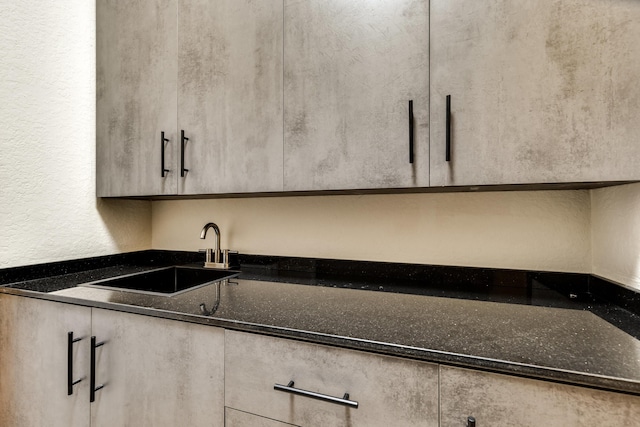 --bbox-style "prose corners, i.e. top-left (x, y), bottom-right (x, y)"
top-left (0, 0), bottom-right (151, 268)
top-left (592, 183), bottom-right (640, 291)
top-left (152, 190), bottom-right (591, 273)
